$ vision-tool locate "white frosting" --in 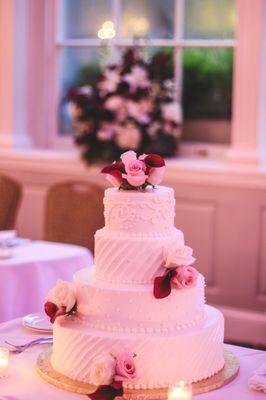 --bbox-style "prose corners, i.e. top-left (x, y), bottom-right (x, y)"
top-left (103, 186), bottom-right (175, 233)
top-left (51, 306), bottom-right (224, 388)
top-left (73, 268), bottom-right (206, 333)
top-left (94, 227), bottom-right (184, 284)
